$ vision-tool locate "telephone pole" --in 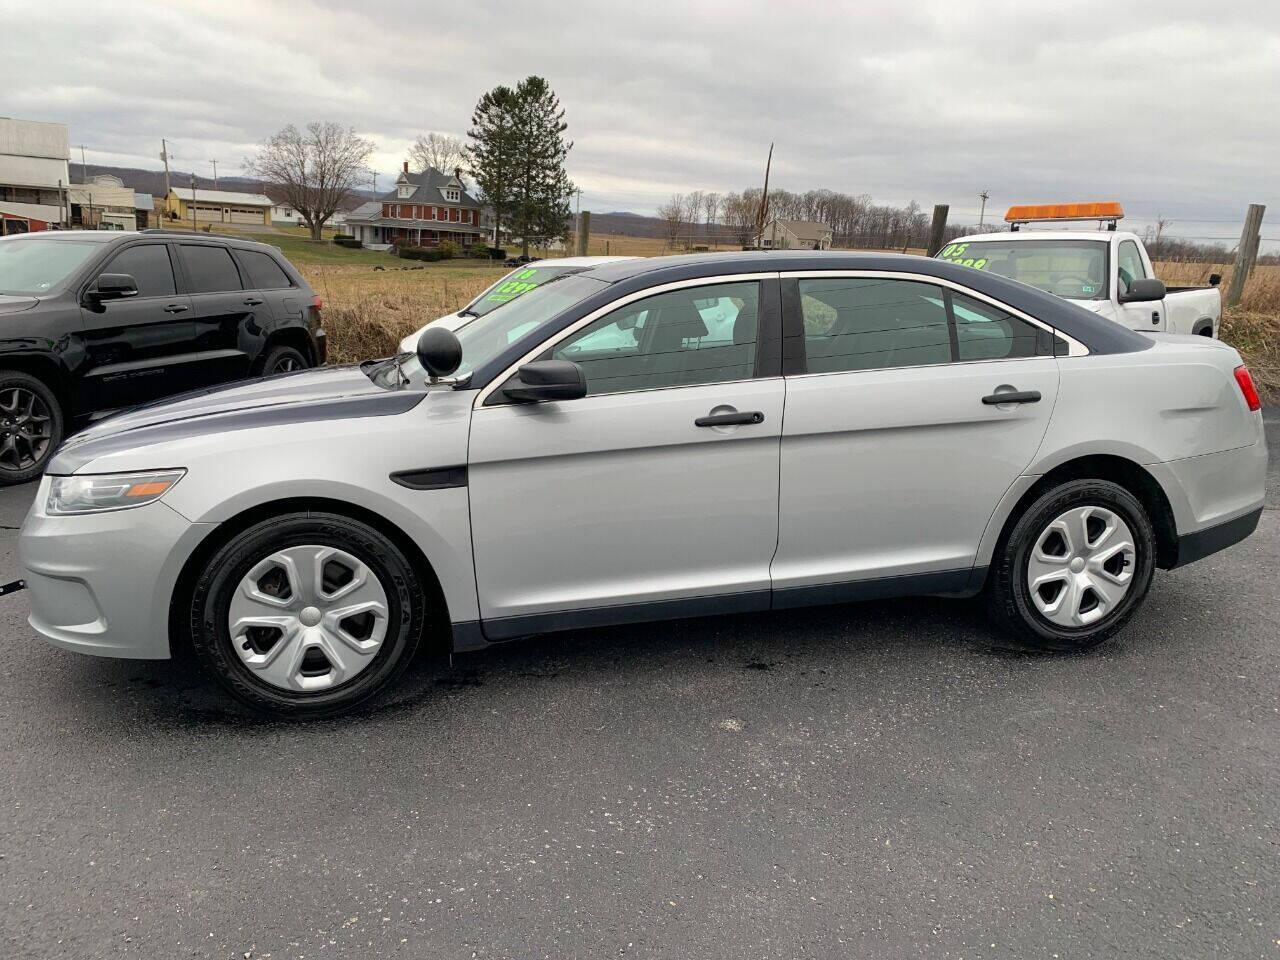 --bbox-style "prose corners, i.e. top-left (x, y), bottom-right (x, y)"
top-left (979, 190), bottom-right (990, 226)
top-left (190, 175), bottom-right (198, 232)
top-left (209, 159), bottom-right (218, 190)
top-left (160, 140), bottom-right (172, 199)
top-left (78, 145), bottom-right (88, 184)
